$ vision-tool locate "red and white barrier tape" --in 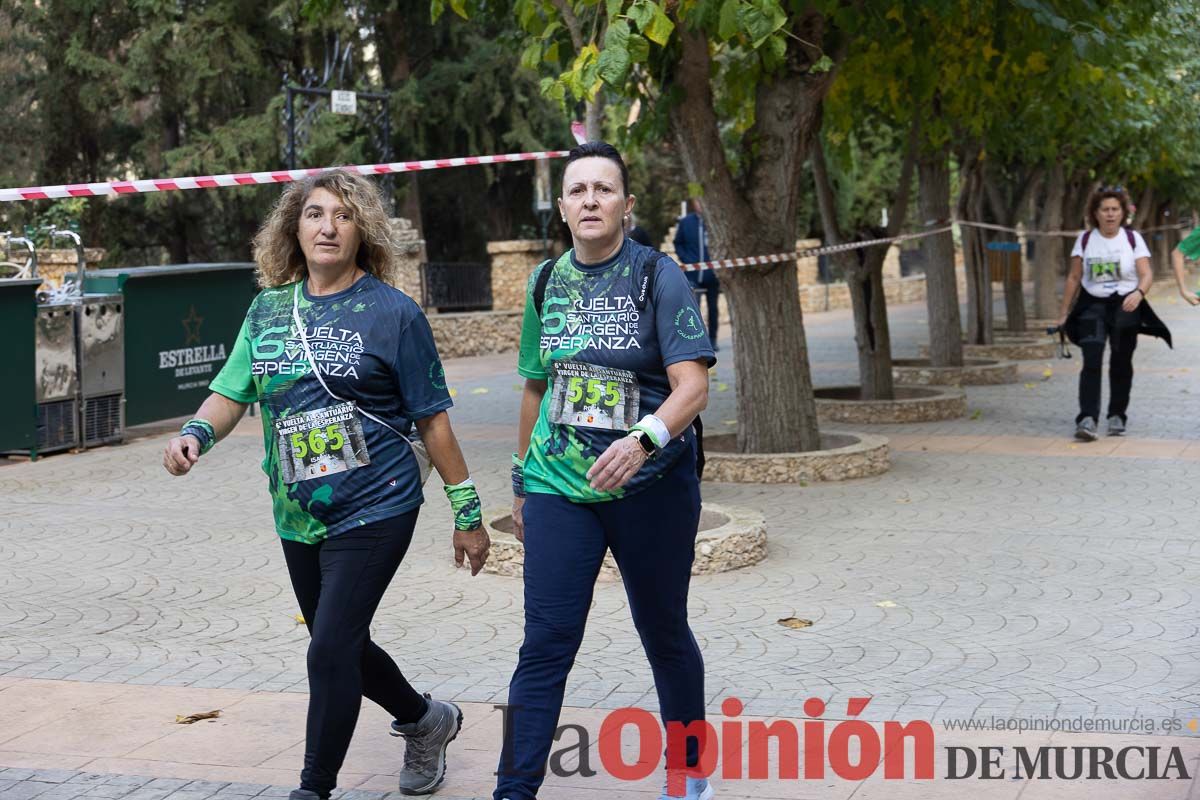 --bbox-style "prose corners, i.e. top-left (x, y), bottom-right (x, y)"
top-left (0, 150), bottom-right (570, 203)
